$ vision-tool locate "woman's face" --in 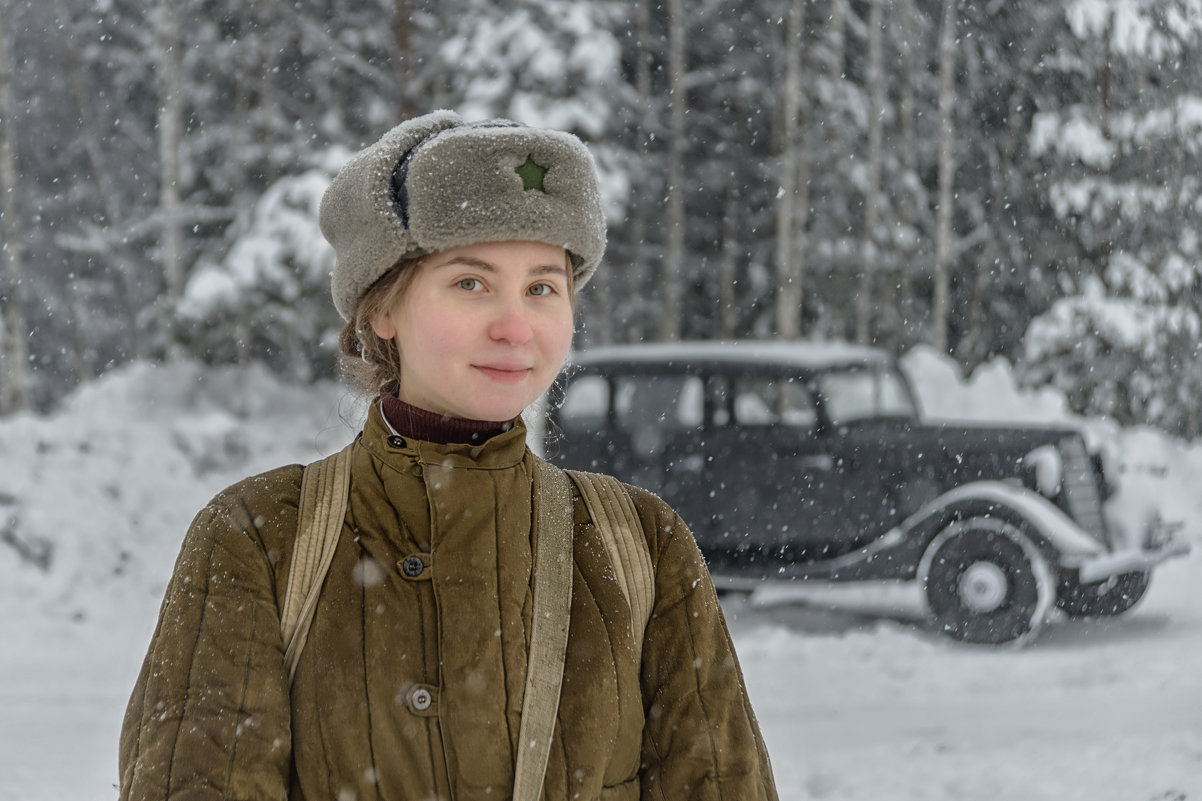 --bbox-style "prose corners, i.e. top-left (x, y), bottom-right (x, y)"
top-left (370, 240), bottom-right (575, 422)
